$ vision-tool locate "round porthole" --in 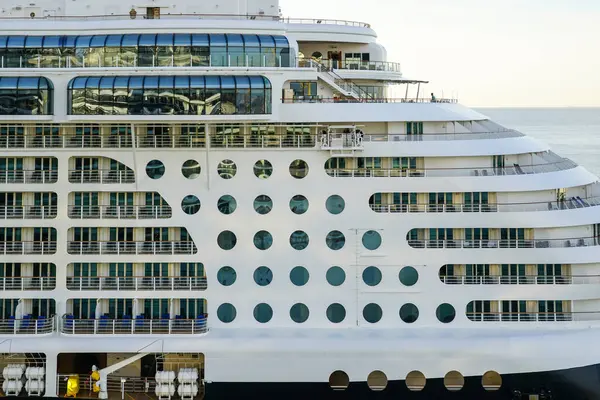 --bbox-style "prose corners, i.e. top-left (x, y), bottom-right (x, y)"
top-left (181, 195), bottom-right (201, 215)
top-left (182, 159), bottom-right (201, 179)
top-left (254, 266), bottom-right (273, 286)
top-left (367, 371), bottom-right (388, 391)
top-left (254, 195), bottom-right (273, 215)
top-left (327, 267), bottom-right (346, 287)
top-left (254, 160), bottom-right (273, 179)
top-left (444, 371), bottom-right (464, 391)
top-left (406, 371), bottom-right (426, 391)
top-left (363, 303), bottom-right (383, 324)
top-left (290, 230), bottom-right (309, 250)
top-left (217, 266), bottom-right (236, 286)
top-left (326, 230), bottom-right (345, 250)
top-left (146, 160), bottom-right (165, 179)
top-left (289, 159), bottom-right (309, 179)
top-left (400, 303), bottom-right (419, 323)
top-left (400, 266), bottom-right (419, 286)
top-left (362, 230), bottom-right (382, 250)
top-left (217, 230), bottom-right (237, 250)
top-left (217, 195), bottom-right (237, 215)
top-left (253, 303), bottom-right (273, 323)
top-left (290, 195), bottom-right (309, 215)
top-left (362, 266), bottom-right (382, 287)
top-left (217, 303), bottom-right (236, 323)
top-left (326, 303), bottom-right (346, 323)
top-left (254, 231), bottom-right (273, 250)
top-left (290, 266), bottom-right (309, 286)
top-left (482, 371), bottom-right (502, 391)
top-left (326, 195), bottom-right (345, 215)
top-left (217, 159), bottom-right (237, 179)
top-left (290, 303), bottom-right (309, 323)
top-left (437, 303), bottom-right (456, 323)
top-left (329, 371), bottom-right (349, 390)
